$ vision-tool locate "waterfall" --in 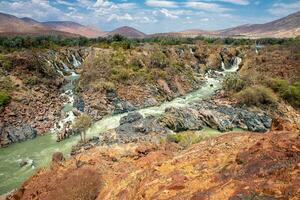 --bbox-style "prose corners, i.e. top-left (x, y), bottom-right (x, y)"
top-left (61, 61), bottom-right (71, 72)
top-left (72, 54), bottom-right (81, 67)
top-left (189, 48), bottom-right (194, 55)
top-left (221, 62), bottom-right (225, 71)
top-left (223, 57), bottom-right (242, 73)
top-left (54, 62), bottom-right (64, 77)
